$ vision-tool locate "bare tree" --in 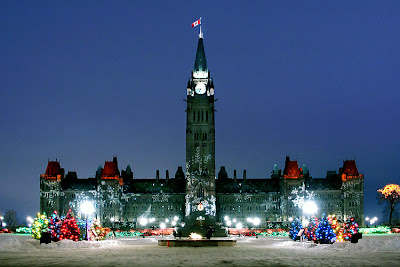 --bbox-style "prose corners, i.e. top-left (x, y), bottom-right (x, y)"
top-left (378, 184), bottom-right (400, 225)
top-left (4, 210), bottom-right (18, 227)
